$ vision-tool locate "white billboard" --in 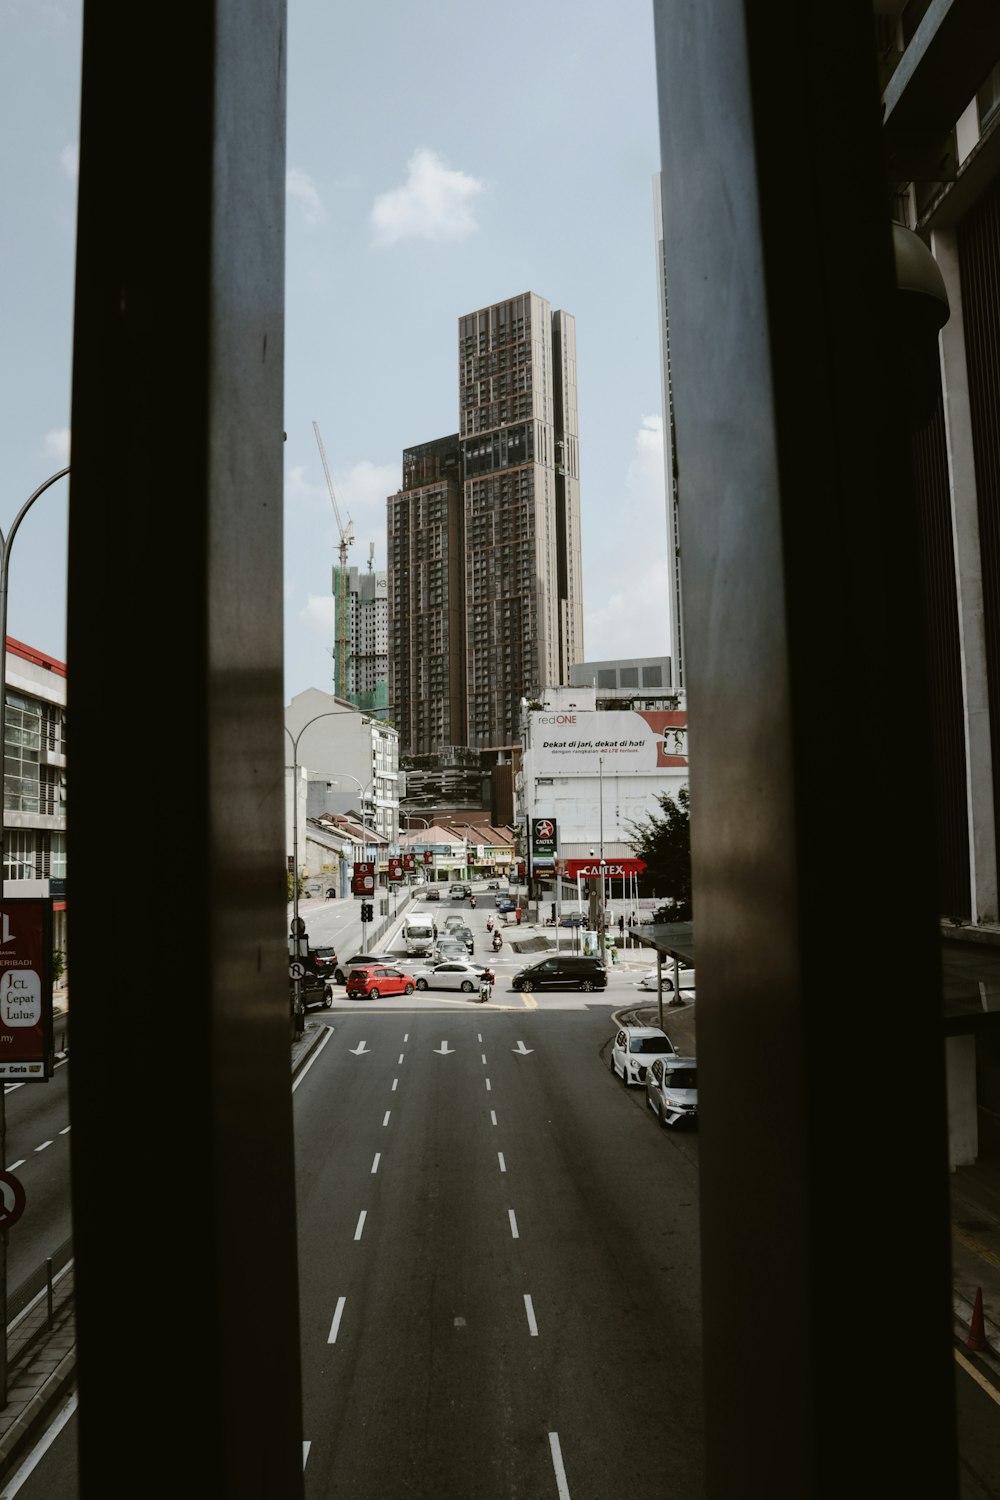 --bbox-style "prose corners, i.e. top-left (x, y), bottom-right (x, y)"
top-left (531, 709), bottom-right (687, 777)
